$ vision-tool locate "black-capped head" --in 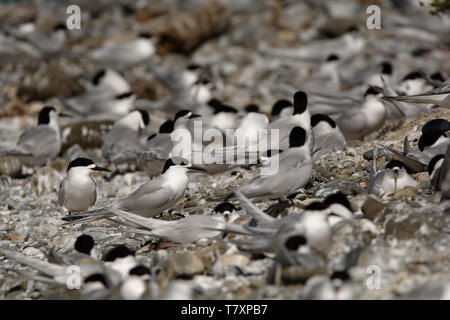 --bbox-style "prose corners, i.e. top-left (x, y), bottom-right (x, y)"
top-left (403, 71), bottom-right (426, 81)
top-left (53, 23), bottom-right (67, 31)
top-left (115, 92), bottom-right (134, 100)
top-left (129, 265), bottom-right (151, 276)
top-left (138, 31), bottom-right (153, 39)
top-left (418, 129), bottom-right (444, 151)
top-left (103, 245), bottom-right (135, 262)
top-left (84, 274), bottom-right (108, 287)
top-left (208, 98), bottom-right (222, 108)
top-left (284, 235), bottom-right (307, 251)
top-left (385, 160), bottom-right (406, 172)
top-left (324, 192), bottom-right (353, 212)
top-left (311, 114), bottom-right (336, 128)
top-left (67, 157), bottom-right (94, 172)
top-left (213, 103), bottom-right (237, 114)
top-left (74, 234), bottom-right (95, 255)
top-left (136, 109), bottom-right (150, 126)
top-left (326, 54), bottom-right (339, 62)
top-left (411, 47), bottom-right (430, 57)
top-left (207, 99), bottom-right (237, 114)
top-left (174, 109), bottom-right (200, 121)
top-left (38, 106), bottom-right (57, 125)
top-left (304, 201), bottom-right (329, 211)
top-left (161, 157), bottom-right (189, 174)
top-left (159, 120), bottom-right (174, 133)
top-left (428, 154), bottom-right (445, 175)
top-left (364, 86), bottom-right (383, 97)
top-left (174, 273), bottom-right (194, 280)
top-left (244, 104), bottom-right (259, 113)
top-left (289, 126), bottom-right (307, 148)
top-left (92, 69), bottom-right (106, 86)
top-left (330, 270), bottom-right (350, 282)
top-left (271, 99), bottom-right (292, 117)
top-left (214, 202), bottom-right (236, 214)
top-left (381, 62), bottom-right (392, 75)
top-left (293, 91), bottom-right (308, 115)
top-left (422, 119), bottom-right (450, 134)
top-left (174, 110), bottom-right (190, 121)
top-left (430, 72), bottom-right (445, 83)
top-left (186, 63), bottom-right (201, 71)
